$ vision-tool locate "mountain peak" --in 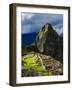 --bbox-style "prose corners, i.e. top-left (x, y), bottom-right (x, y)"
top-left (35, 23), bottom-right (63, 63)
top-left (44, 23), bottom-right (52, 27)
top-left (41, 23), bottom-right (53, 33)
top-left (36, 23), bottom-right (56, 53)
